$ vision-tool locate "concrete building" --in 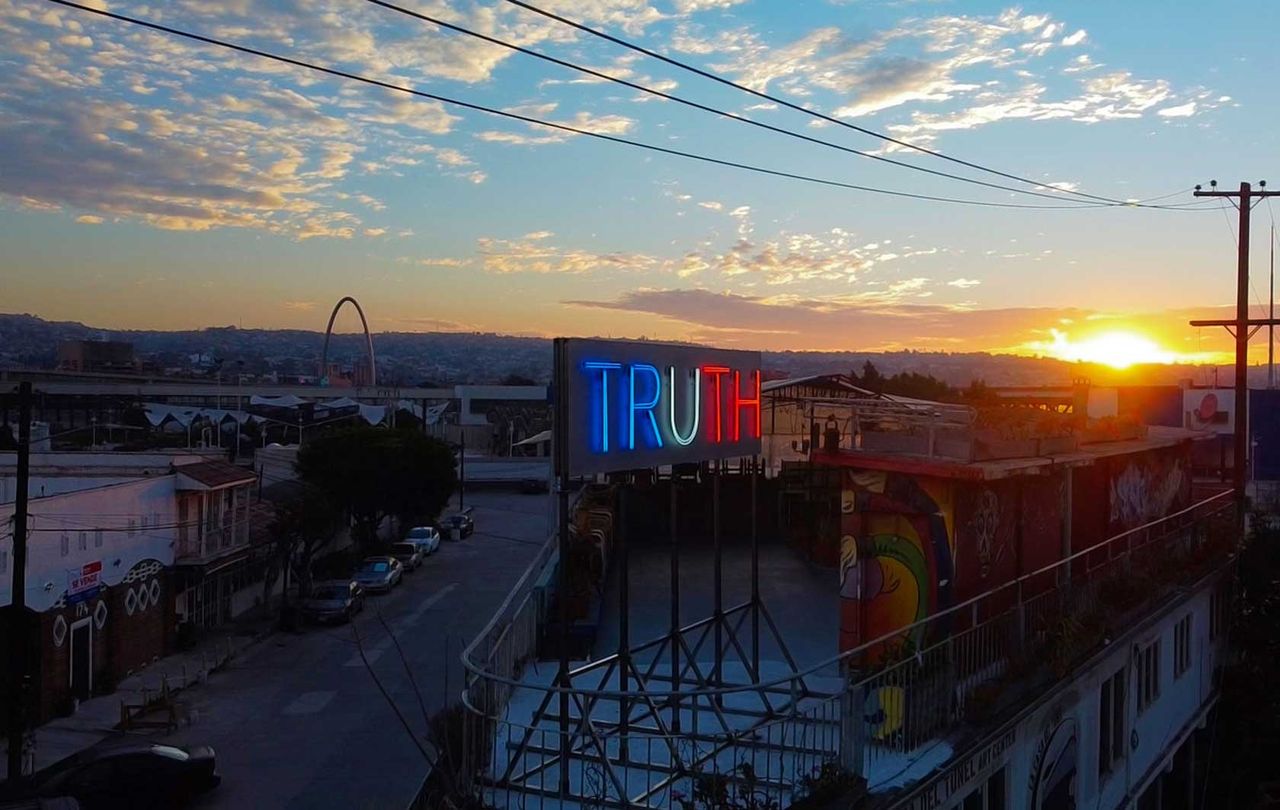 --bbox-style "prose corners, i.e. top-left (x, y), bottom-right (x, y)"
top-left (55, 340), bottom-right (135, 374)
top-left (0, 451), bottom-right (264, 722)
